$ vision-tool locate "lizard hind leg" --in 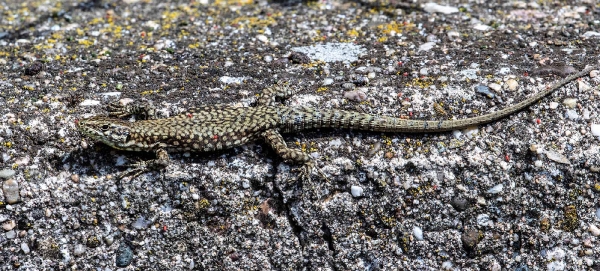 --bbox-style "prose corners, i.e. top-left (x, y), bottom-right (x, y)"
top-left (256, 81), bottom-right (300, 106)
top-left (261, 129), bottom-right (326, 181)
